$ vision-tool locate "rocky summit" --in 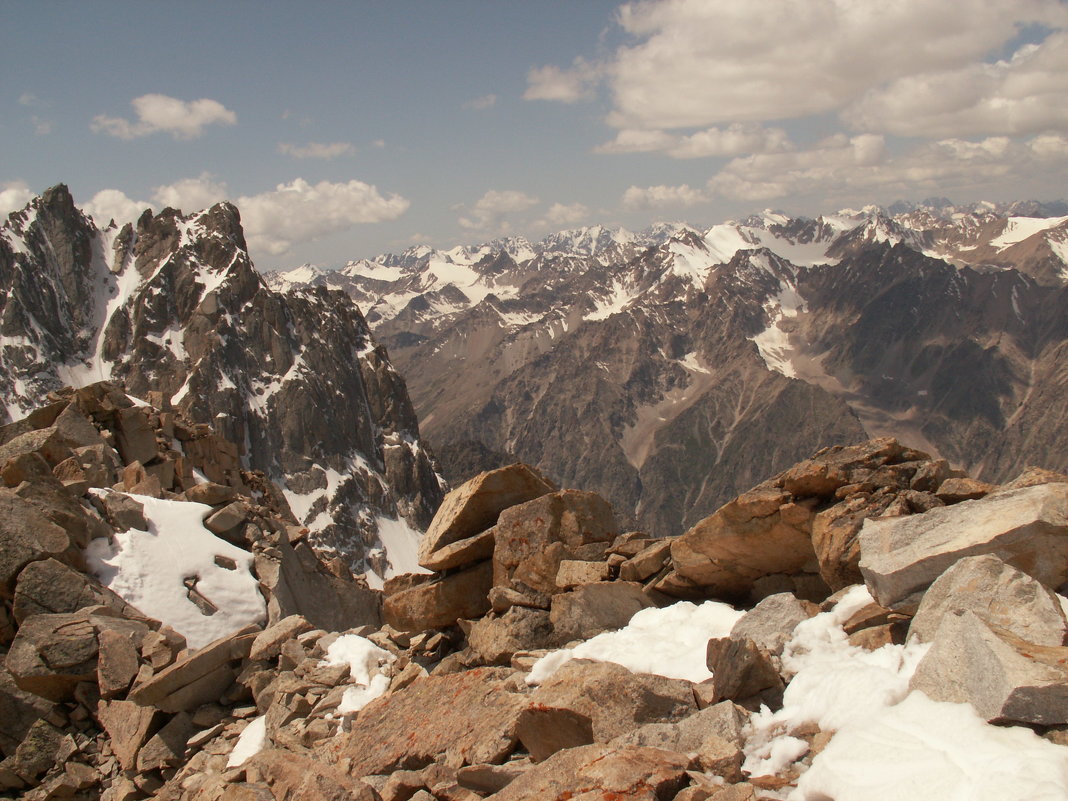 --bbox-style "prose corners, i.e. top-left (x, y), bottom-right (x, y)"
top-left (3, 372), bottom-right (1068, 800)
top-left (0, 186), bottom-right (444, 580)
